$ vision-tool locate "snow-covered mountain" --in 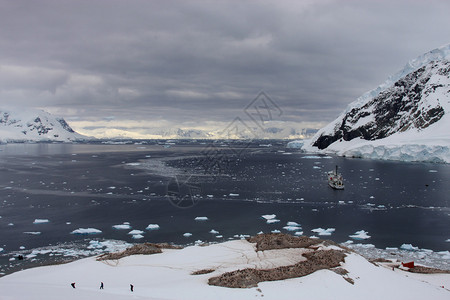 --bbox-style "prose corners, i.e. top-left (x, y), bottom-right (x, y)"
top-left (0, 107), bottom-right (87, 143)
top-left (293, 43), bottom-right (450, 163)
